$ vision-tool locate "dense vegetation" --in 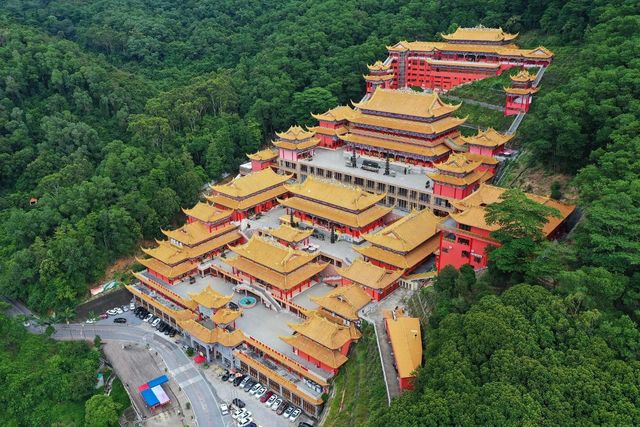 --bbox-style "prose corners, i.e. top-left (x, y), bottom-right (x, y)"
top-left (0, 0), bottom-right (639, 425)
top-left (0, 306), bottom-right (101, 425)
